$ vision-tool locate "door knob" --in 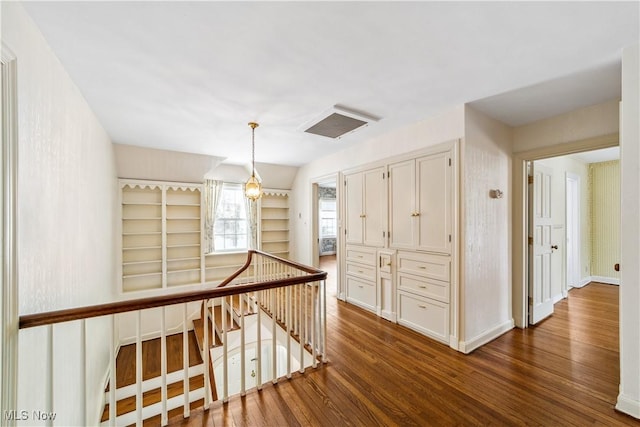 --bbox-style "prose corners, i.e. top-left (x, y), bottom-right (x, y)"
top-left (551, 245), bottom-right (558, 250)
